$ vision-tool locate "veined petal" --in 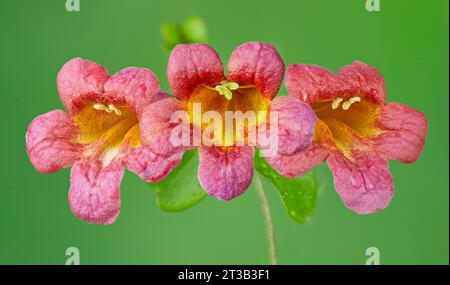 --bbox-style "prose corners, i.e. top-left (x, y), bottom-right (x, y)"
top-left (337, 61), bottom-right (386, 105)
top-left (140, 97), bottom-right (190, 156)
top-left (26, 110), bottom-right (81, 174)
top-left (126, 146), bottom-right (183, 182)
top-left (167, 43), bottom-right (224, 100)
top-left (57, 58), bottom-right (109, 114)
top-left (265, 143), bottom-right (329, 178)
top-left (69, 159), bottom-right (123, 224)
top-left (198, 146), bottom-right (254, 201)
top-left (374, 102), bottom-right (428, 163)
top-left (269, 96), bottom-right (317, 155)
top-left (327, 151), bottom-right (394, 214)
top-left (285, 64), bottom-right (350, 105)
top-left (103, 67), bottom-right (160, 117)
top-left (227, 42), bottom-right (284, 100)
